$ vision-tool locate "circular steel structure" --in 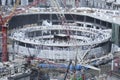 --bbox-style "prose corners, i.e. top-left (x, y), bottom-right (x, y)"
top-left (10, 24), bottom-right (111, 62)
